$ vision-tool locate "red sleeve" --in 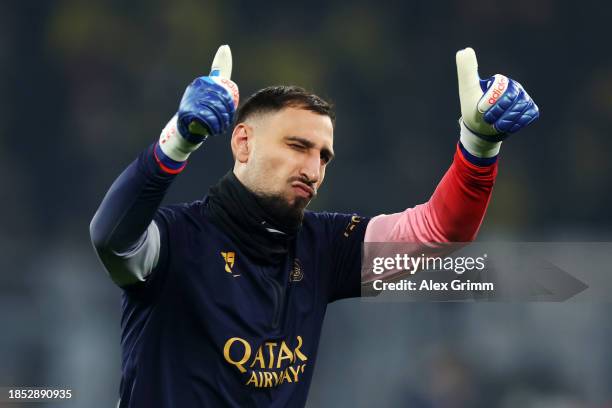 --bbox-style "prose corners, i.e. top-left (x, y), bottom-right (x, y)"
top-left (364, 144), bottom-right (498, 243)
